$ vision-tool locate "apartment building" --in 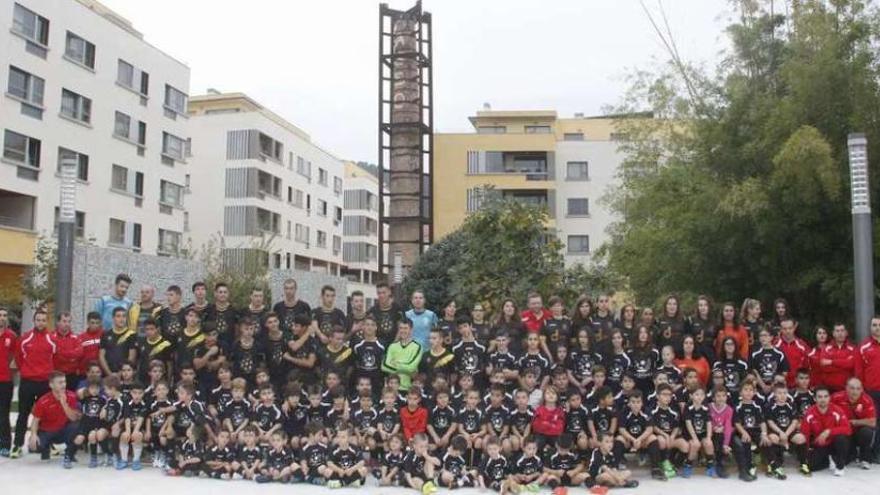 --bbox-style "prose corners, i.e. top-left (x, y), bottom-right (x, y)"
top-left (341, 161), bottom-right (380, 303)
top-left (187, 91), bottom-right (346, 276)
top-left (0, 0), bottom-right (190, 292)
top-left (434, 108), bottom-right (633, 266)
